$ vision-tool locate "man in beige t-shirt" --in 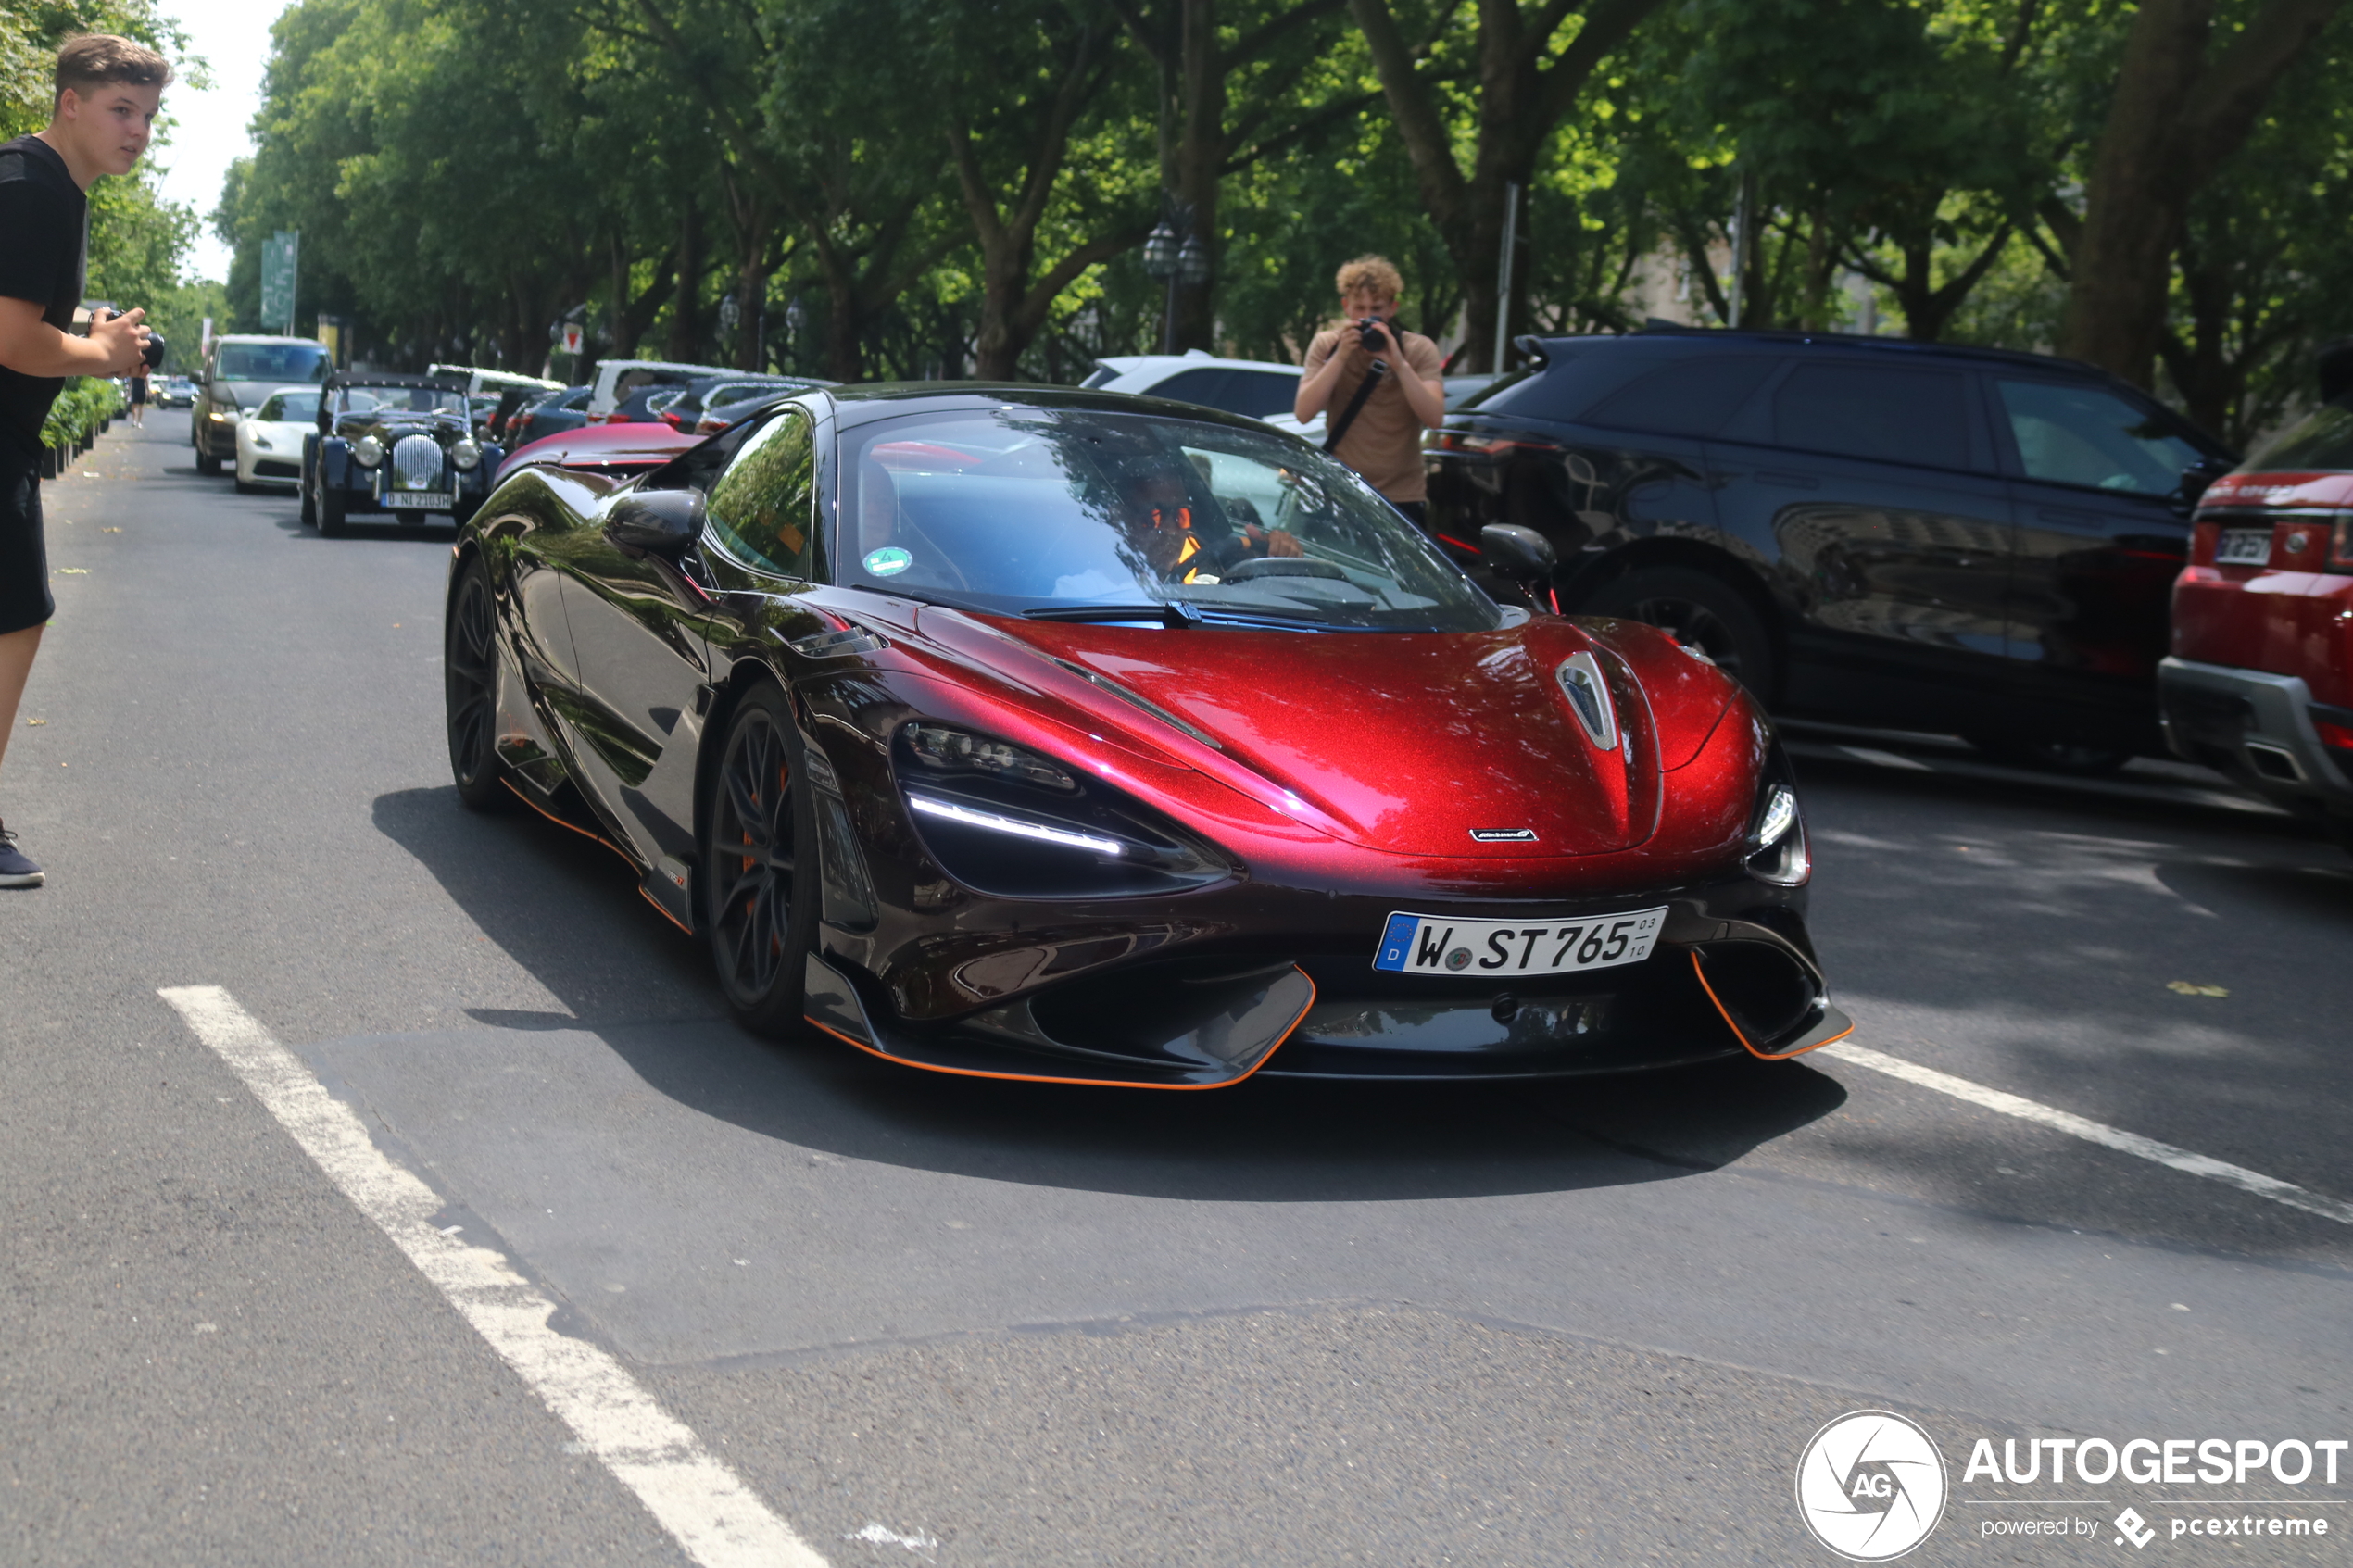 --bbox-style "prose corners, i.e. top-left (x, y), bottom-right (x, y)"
top-left (1293, 255), bottom-right (1445, 521)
